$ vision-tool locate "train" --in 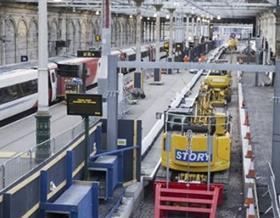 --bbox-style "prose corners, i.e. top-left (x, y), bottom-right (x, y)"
top-left (0, 44), bottom-right (168, 123)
